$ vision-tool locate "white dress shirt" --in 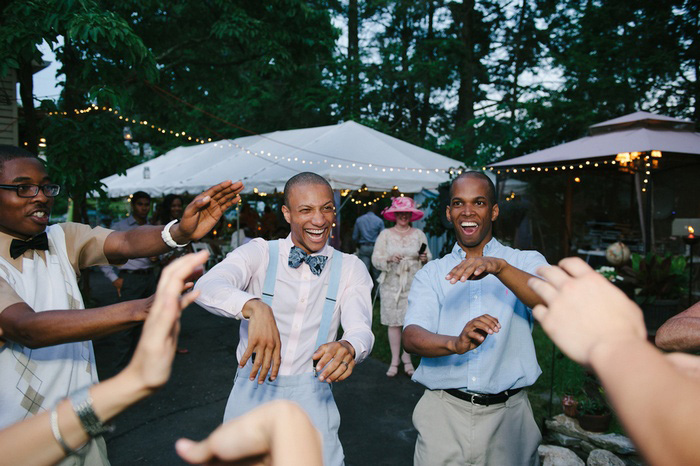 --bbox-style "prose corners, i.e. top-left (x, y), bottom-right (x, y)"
top-left (195, 235), bottom-right (374, 376)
